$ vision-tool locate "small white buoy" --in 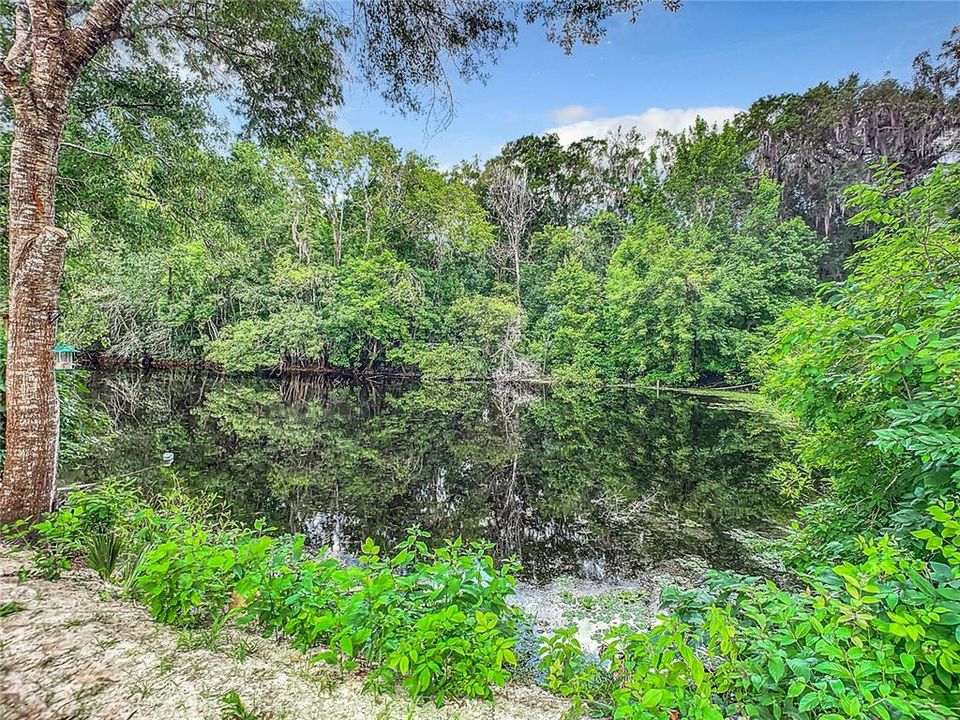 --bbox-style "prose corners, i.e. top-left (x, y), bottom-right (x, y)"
top-left (161, 452), bottom-right (175, 467)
